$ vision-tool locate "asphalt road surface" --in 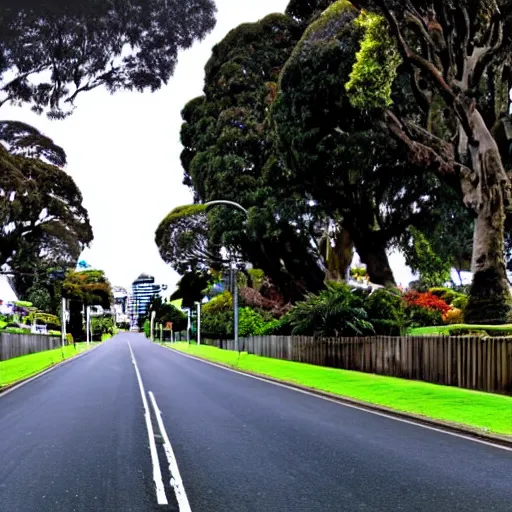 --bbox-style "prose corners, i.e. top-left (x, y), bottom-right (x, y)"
top-left (1, 333), bottom-right (511, 512)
